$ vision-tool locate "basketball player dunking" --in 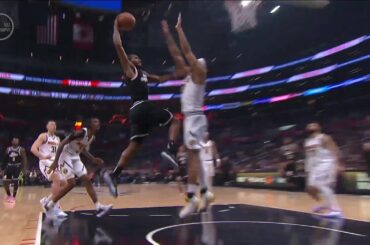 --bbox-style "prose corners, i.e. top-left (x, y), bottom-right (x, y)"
top-left (31, 120), bottom-right (67, 217)
top-left (45, 118), bottom-right (112, 218)
top-left (2, 137), bottom-right (27, 203)
top-left (304, 122), bottom-right (343, 218)
top-left (162, 14), bottom-right (214, 217)
top-left (104, 18), bottom-right (184, 197)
